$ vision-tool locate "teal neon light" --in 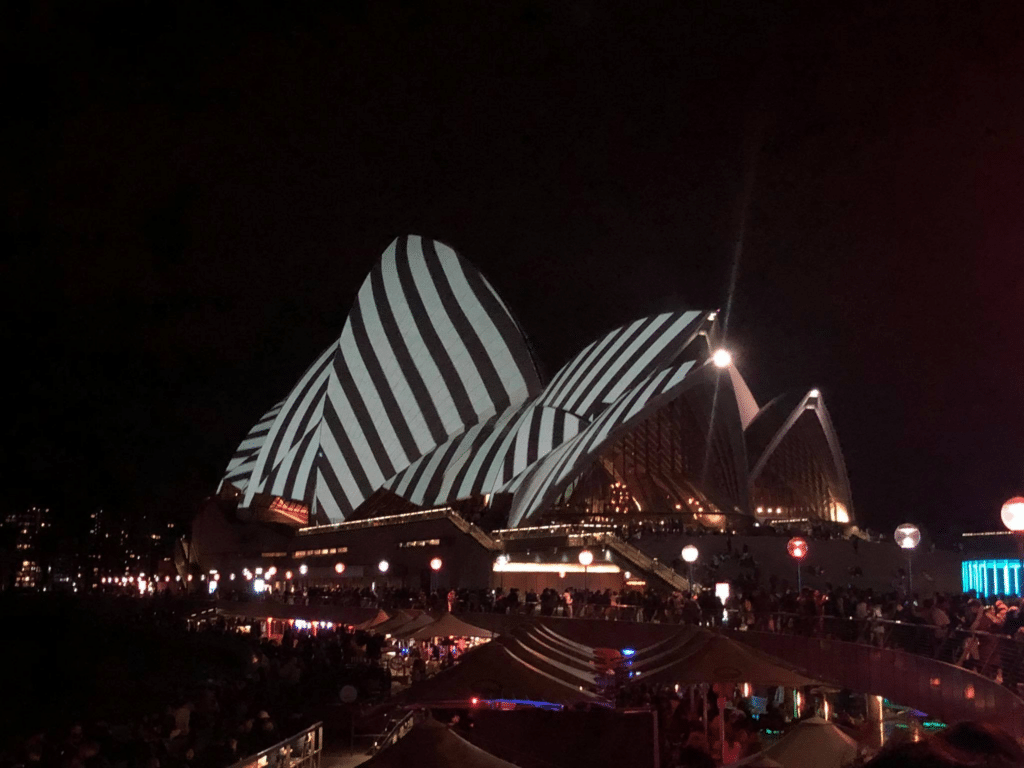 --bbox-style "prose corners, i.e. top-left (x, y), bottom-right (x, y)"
top-left (961, 559), bottom-right (1023, 597)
